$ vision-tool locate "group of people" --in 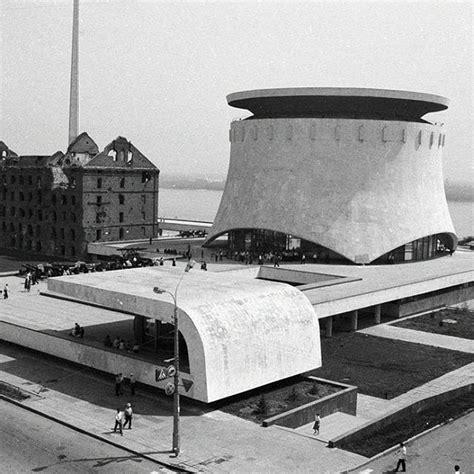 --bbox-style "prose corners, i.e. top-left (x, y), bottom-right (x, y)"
top-left (113, 402), bottom-right (133, 436)
top-left (115, 372), bottom-right (137, 396)
top-left (104, 335), bottom-right (139, 354)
